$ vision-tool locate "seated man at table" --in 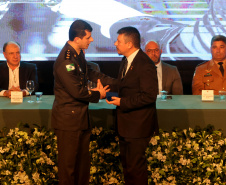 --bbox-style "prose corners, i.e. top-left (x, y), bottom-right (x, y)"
top-left (87, 61), bottom-right (100, 72)
top-left (192, 35), bottom-right (226, 95)
top-left (0, 41), bottom-right (38, 98)
top-left (145, 40), bottom-right (183, 95)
